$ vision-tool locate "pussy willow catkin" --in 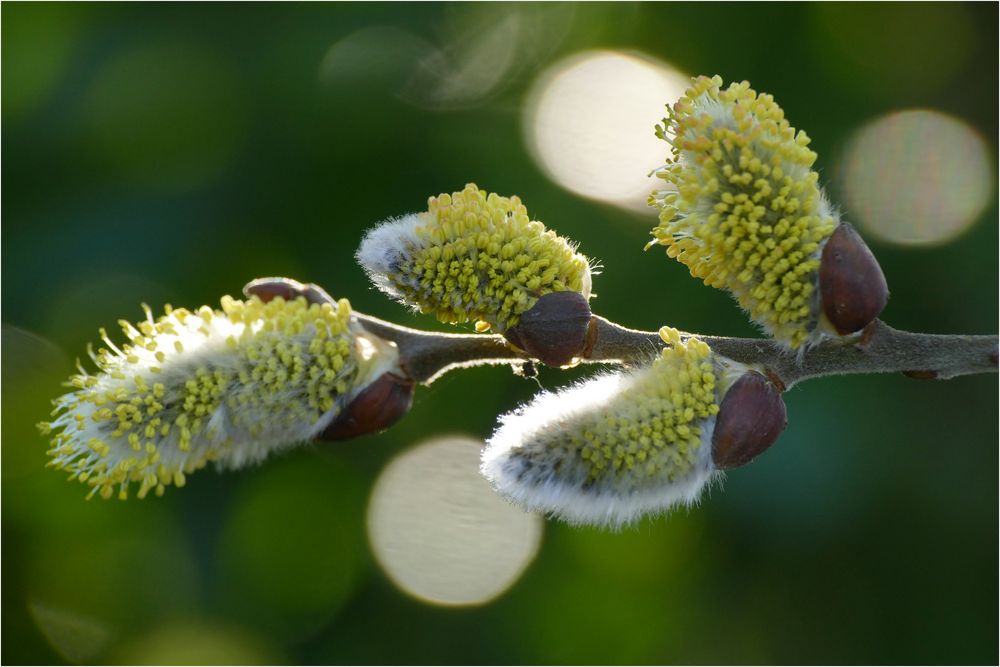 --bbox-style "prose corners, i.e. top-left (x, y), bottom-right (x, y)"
top-left (649, 75), bottom-right (842, 349)
top-left (40, 295), bottom-right (397, 500)
top-left (357, 183), bottom-right (593, 333)
top-left (481, 327), bottom-right (752, 528)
